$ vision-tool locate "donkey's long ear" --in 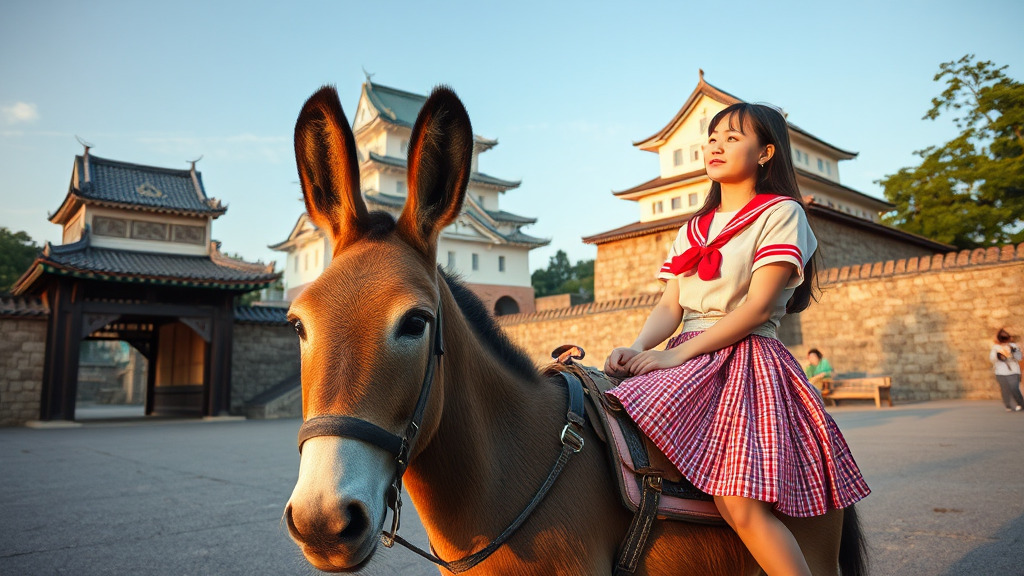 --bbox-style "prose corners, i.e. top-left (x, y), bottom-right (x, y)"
top-left (397, 86), bottom-right (473, 257)
top-left (294, 86), bottom-right (368, 251)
